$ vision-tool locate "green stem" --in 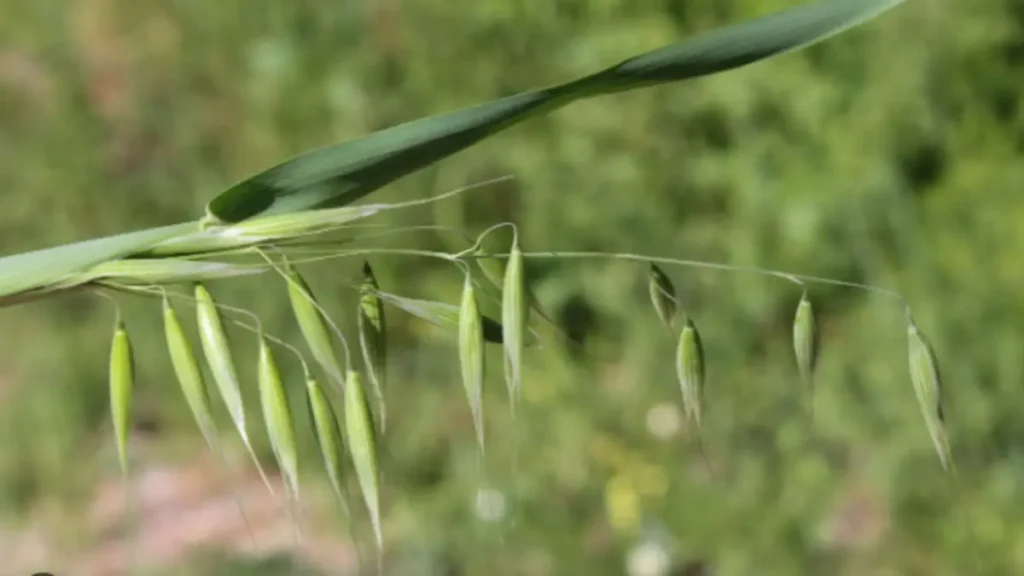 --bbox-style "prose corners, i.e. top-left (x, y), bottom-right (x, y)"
top-left (465, 250), bottom-right (907, 304)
